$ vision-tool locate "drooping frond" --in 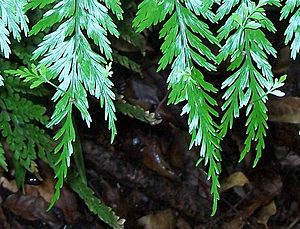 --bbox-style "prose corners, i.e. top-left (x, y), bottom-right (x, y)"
top-left (25, 0), bottom-right (123, 207)
top-left (0, 0), bottom-right (29, 85)
top-left (133, 0), bottom-right (222, 215)
top-left (217, 0), bottom-right (284, 167)
top-left (280, 0), bottom-right (300, 59)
